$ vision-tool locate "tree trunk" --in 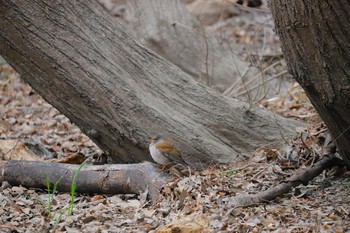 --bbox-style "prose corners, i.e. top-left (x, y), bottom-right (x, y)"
top-left (269, 0), bottom-right (350, 167)
top-left (99, 0), bottom-right (286, 102)
top-left (98, 0), bottom-right (262, 100)
top-left (0, 0), bottom-right (302, 166)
